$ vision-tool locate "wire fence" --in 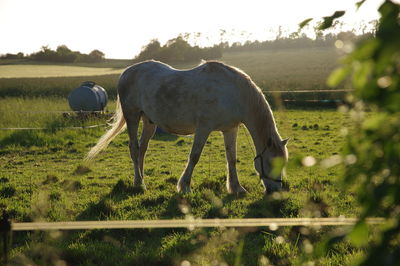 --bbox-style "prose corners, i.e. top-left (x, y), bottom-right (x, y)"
top-left (0, 124), bottom-right (107, 131)
top-left (0, 89), bottom-right (351, 131)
